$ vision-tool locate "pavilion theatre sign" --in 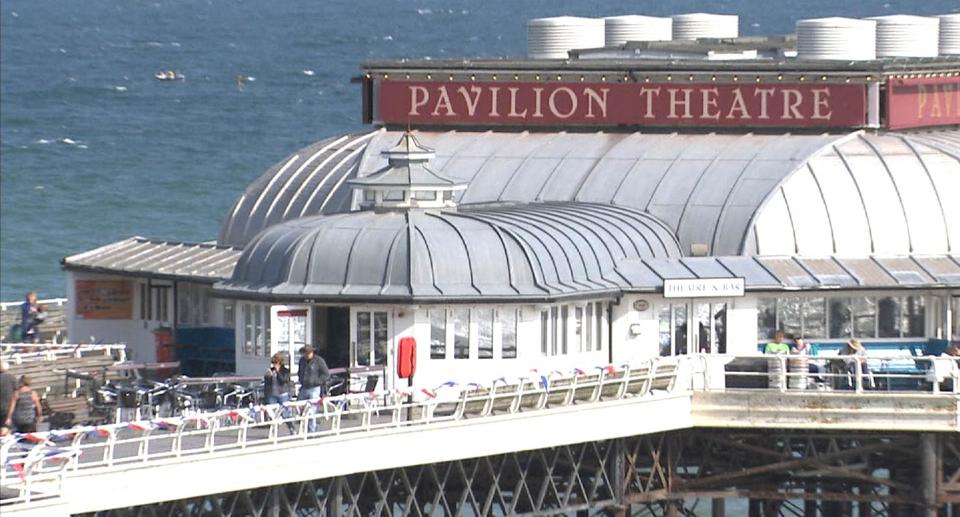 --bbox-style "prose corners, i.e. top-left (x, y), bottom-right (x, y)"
top-left (375, 80), bottom-right (868, 128)
top-left (885, 76), bottom-right (960, 130)
top-left (663, 278), bottom-right (745, 299)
